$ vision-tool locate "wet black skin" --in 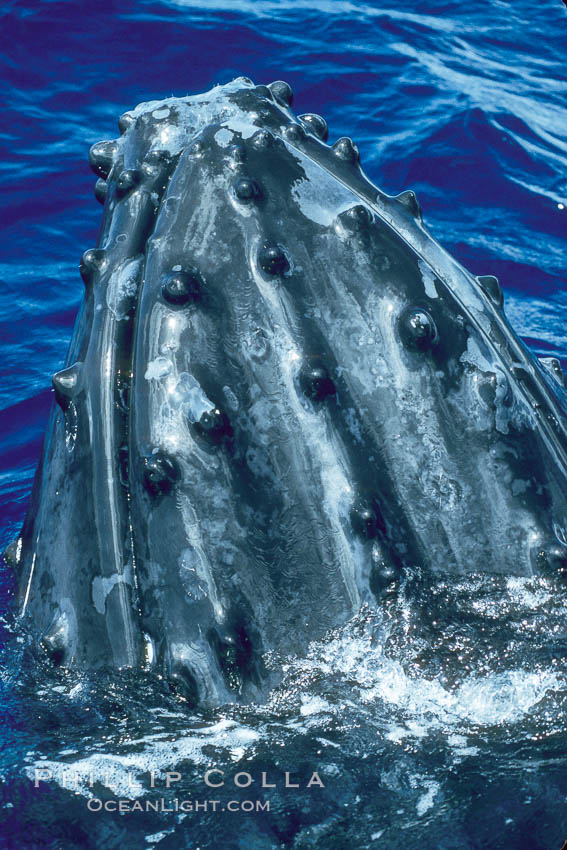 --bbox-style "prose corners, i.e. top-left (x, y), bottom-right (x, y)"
top-left (6, 78), bottom-right (567, 706)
